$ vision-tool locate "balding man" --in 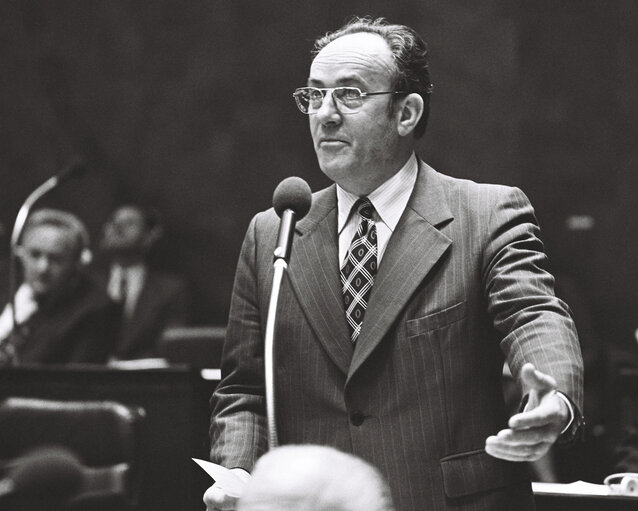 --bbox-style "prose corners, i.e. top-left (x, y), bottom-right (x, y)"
top-left (235, 445), bottom-right (394, 511)
top-left (0, 209), bottom-right (119, 365)
top-left (207, 17), bottom-right (584, 511)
